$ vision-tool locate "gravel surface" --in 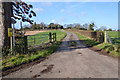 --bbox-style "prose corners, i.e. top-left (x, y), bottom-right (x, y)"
top-left (3, 30), bottom-right (118, 78)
